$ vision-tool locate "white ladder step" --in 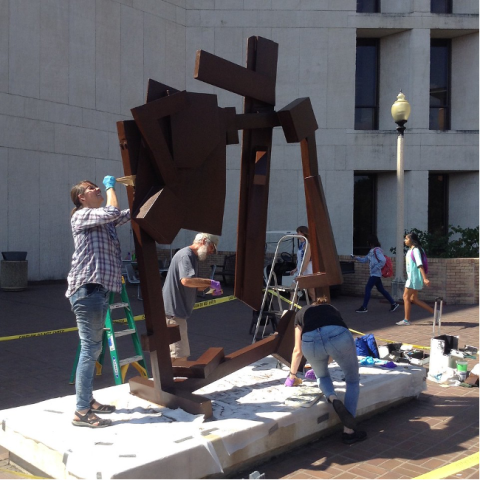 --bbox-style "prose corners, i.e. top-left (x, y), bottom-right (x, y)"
top-left (114, 328), bottom-right (136, 338)
top-left (119, 355), bottom-right (144, 367)
top-left (110, 302), bottom-right (129, 310)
